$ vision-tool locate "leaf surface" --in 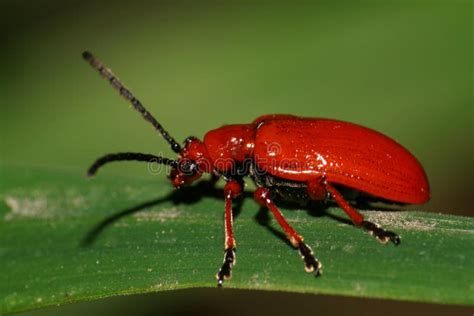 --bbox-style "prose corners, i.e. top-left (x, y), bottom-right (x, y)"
top-left (1, 164), bottom-right (473, 313)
